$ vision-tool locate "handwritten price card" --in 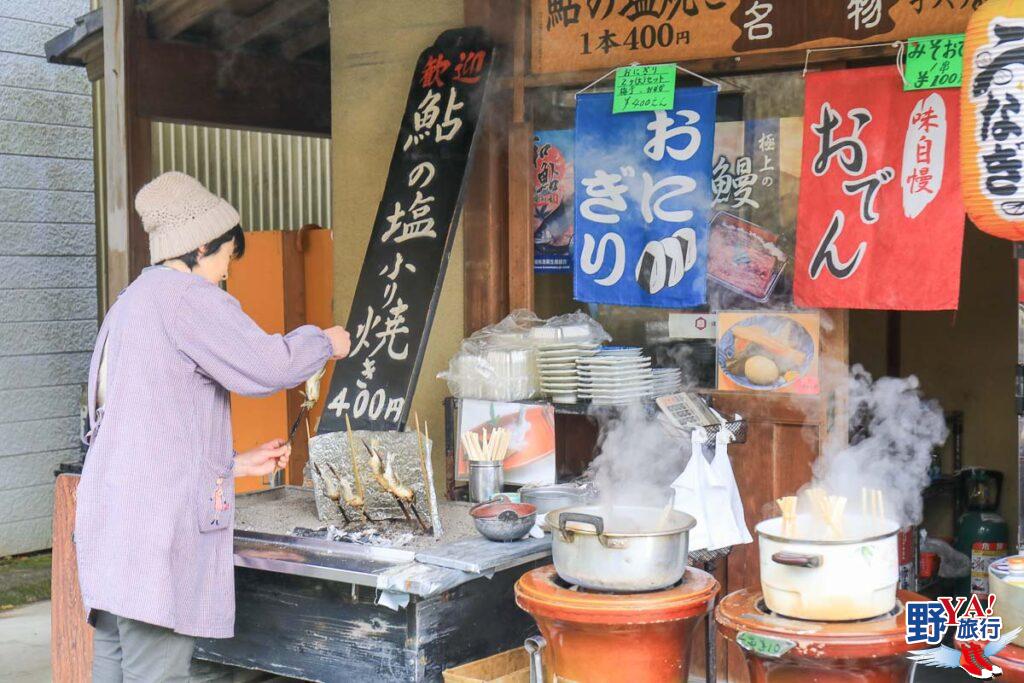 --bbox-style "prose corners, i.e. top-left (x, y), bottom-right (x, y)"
top-left (905, 34), bottom-right (964, 91)
top-left (613, 64), bottom-right (675, 114)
